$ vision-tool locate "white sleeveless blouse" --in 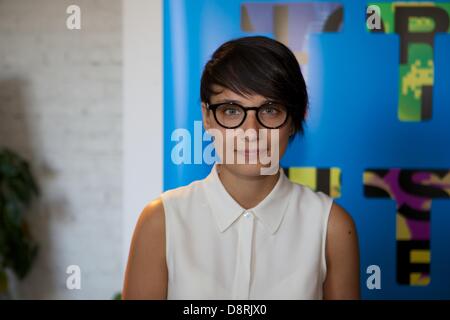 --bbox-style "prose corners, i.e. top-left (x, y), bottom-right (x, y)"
top-left (161, 163), bottom-right (334, 300)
